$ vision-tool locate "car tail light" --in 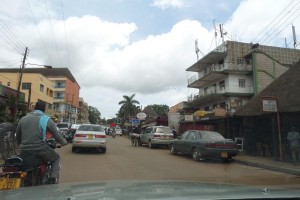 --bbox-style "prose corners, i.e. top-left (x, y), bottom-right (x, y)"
top-left (154, 134), bottom-right (161, 138)
top-left (74, 134), bottom-right (86, 138)
top-left (95, 135), bottom-right (106, 138)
